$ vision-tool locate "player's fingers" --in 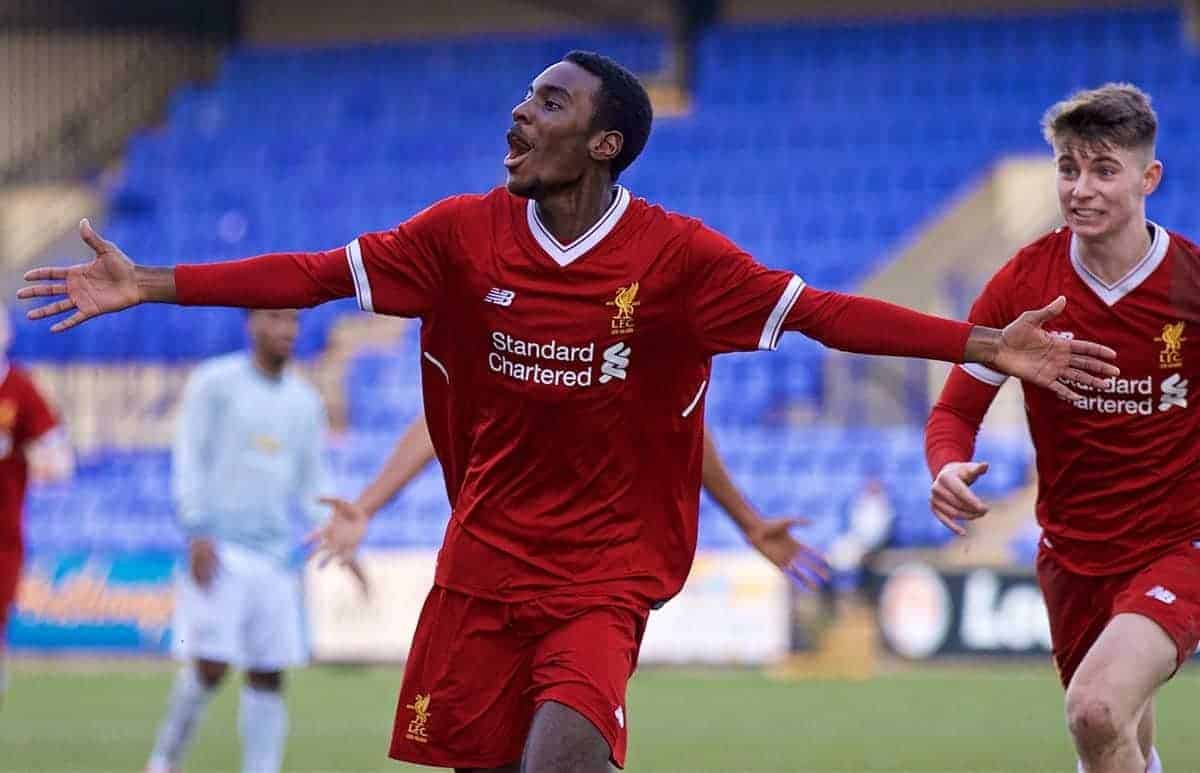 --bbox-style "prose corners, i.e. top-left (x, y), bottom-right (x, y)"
top-left (26, 298), bottom-right (76, 320)
top-left (22, 266), bottom-right (70, 282)
top-left (50, 310), bottom-right (89, 333)
top-left (15, 283), bottom-right (68, 299)
top-left (785, 566), bottom-right (821, 591)
top-left (931, 488), bottom-right (981, 521)
top-left (932, 507), bottom-right (967, 536)
top-left (1050, 380), bottom-right (1083, 402)
top-left (1025, 295), bottom-right (1066, 325)
top-left (79, 218), bottom-right (114, 254)
top-left (940, 476), bottom-right (987, 514)
top-left (1064, 363), bottom-right (1117, 387)
top-left (1069, 354), bottom-right (1119, 377)
top-left (960, 461), bottom-right (989, 485)
top-left (792, 551), bottom-right (831, 580)
top-left (779, 516), bottom-right (810, 528)
top-left (933, 489), bottom-right (986, 520)
top-left (1067, 338), bottom-right (1118, 362)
